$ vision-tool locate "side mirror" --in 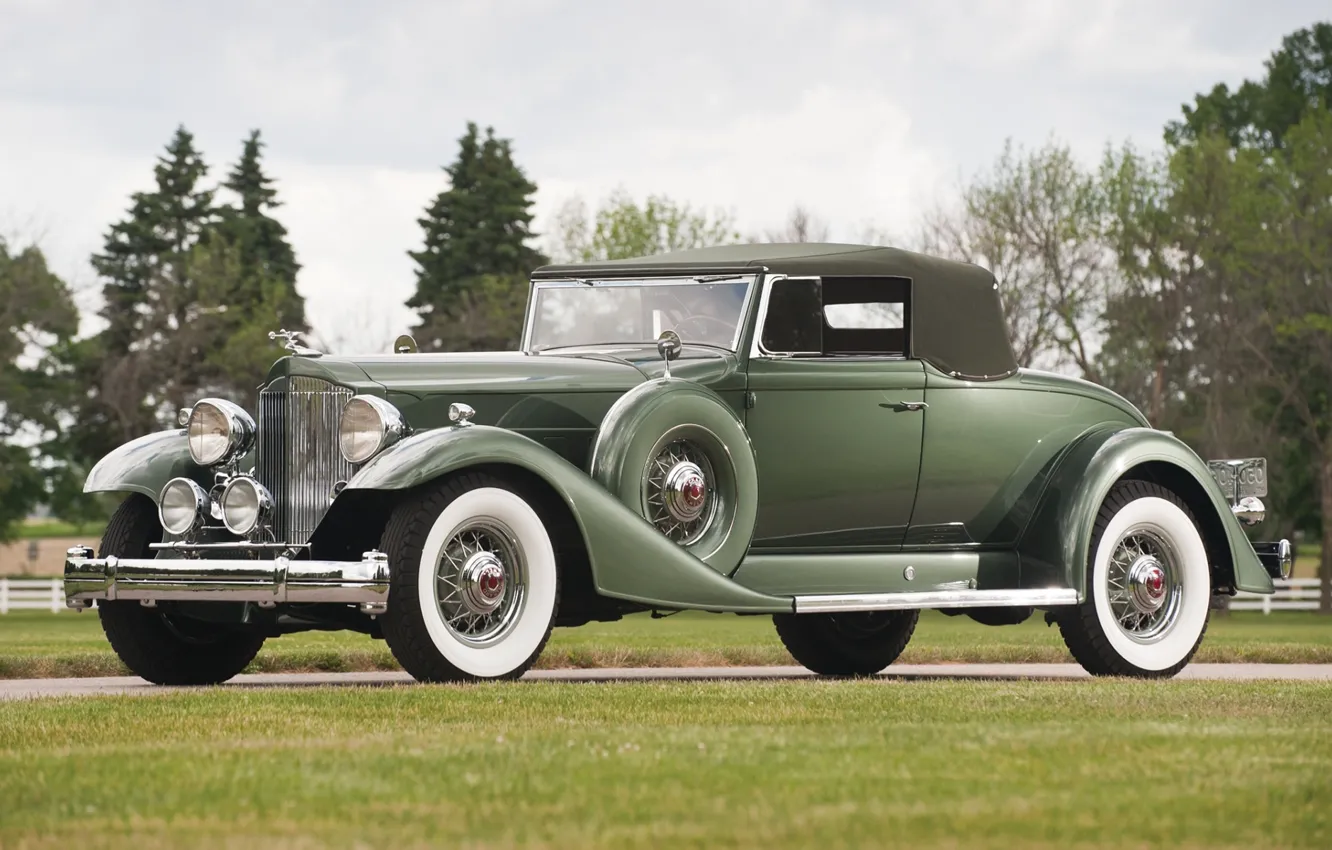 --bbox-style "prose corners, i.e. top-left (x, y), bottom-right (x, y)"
top-left (657, 329), bottom-right (682, 378)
